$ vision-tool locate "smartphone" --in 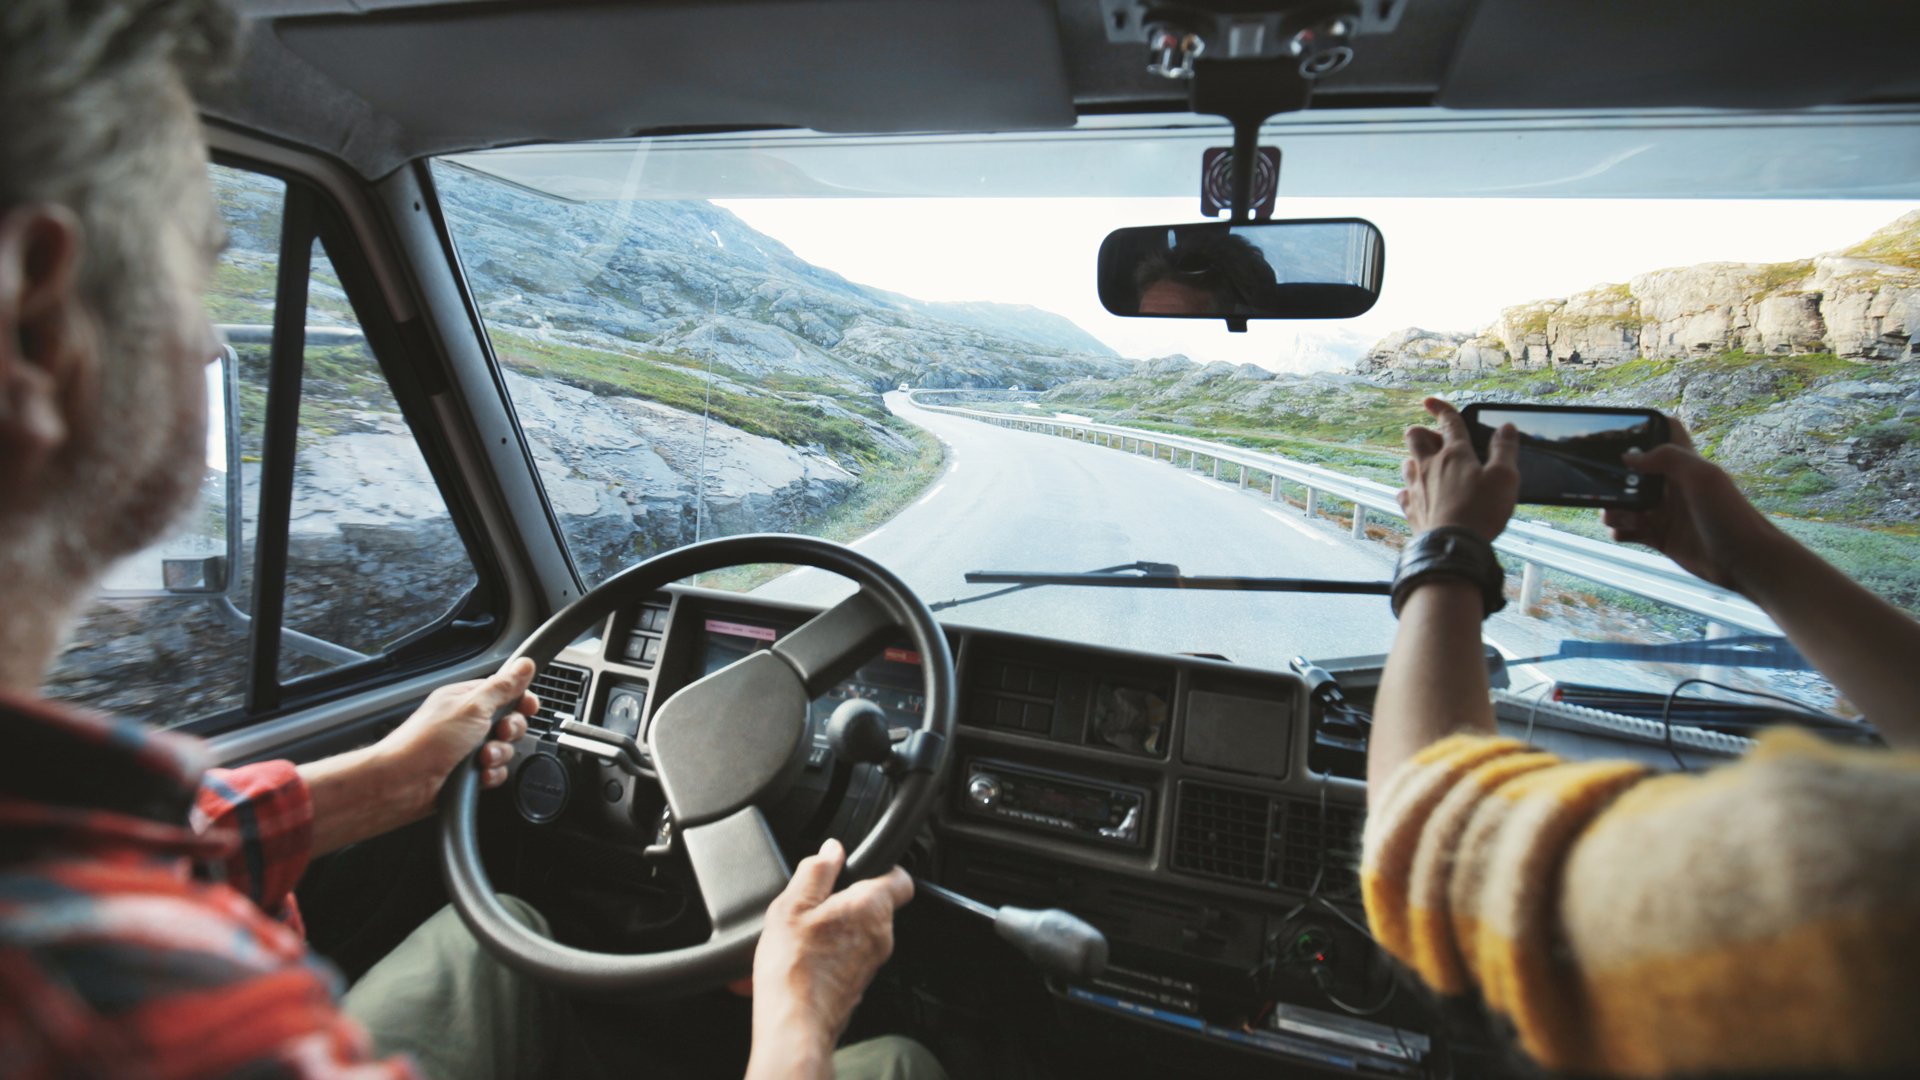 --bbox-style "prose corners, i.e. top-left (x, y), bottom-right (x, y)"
top-left (1462, 403), bottom-right (1669, 509)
